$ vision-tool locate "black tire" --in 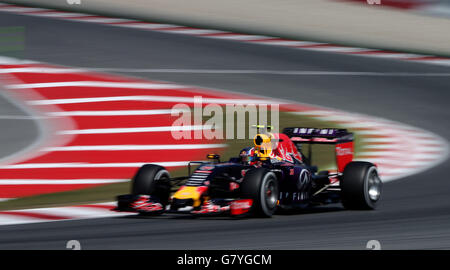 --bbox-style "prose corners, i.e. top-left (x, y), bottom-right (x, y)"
top-left (240, 168), bottom-right (279, 217)
top-left (131, 164), bottom-right (171, 206)
top-left (341, 161), bottom-right (382, 210)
